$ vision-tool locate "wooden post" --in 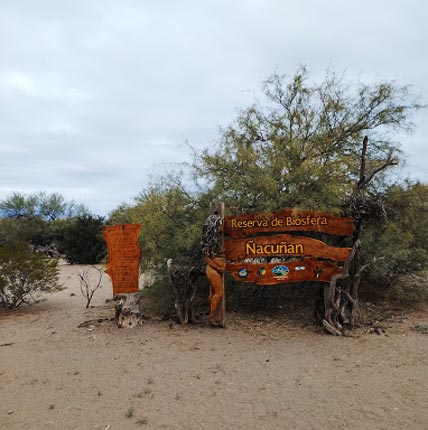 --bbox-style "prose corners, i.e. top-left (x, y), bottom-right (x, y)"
top-left (206, 201), bottom-right (225, 327)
